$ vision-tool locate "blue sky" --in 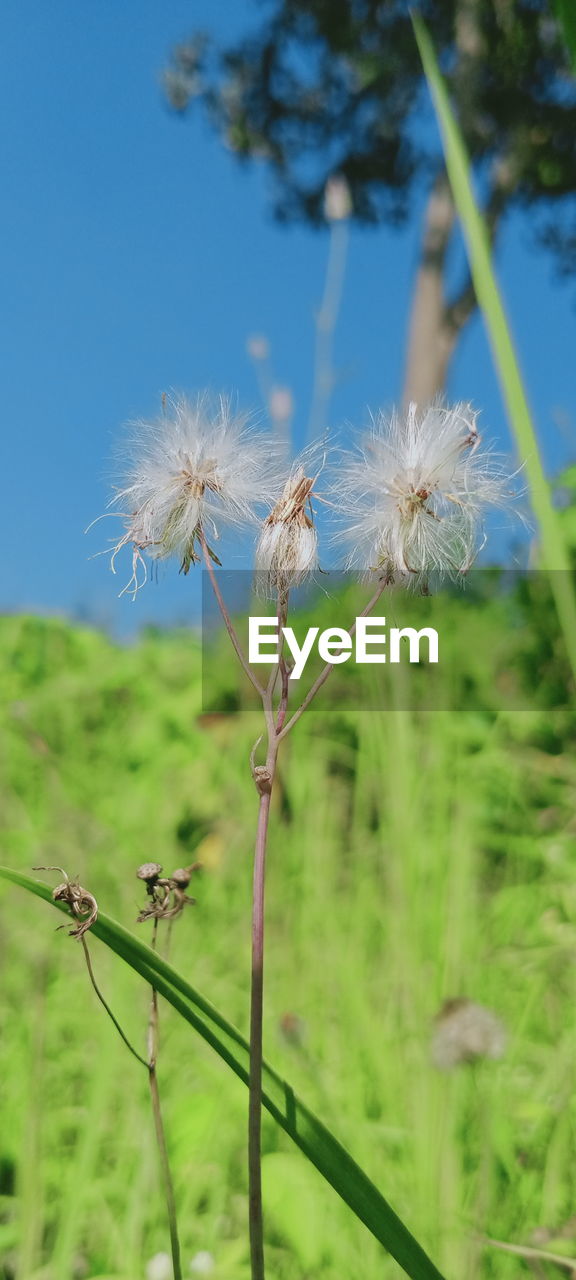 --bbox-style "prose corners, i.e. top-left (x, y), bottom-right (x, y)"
top-left (2, 0), bottom-right (575, 635)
